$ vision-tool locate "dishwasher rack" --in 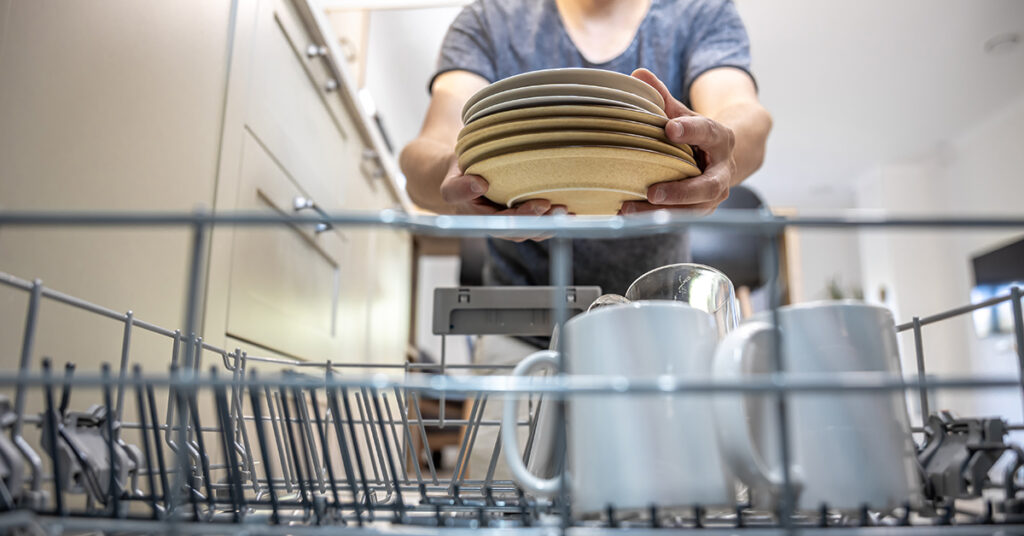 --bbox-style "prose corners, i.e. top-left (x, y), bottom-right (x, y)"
top-left (0, 209), bottom-right (1023, 535)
